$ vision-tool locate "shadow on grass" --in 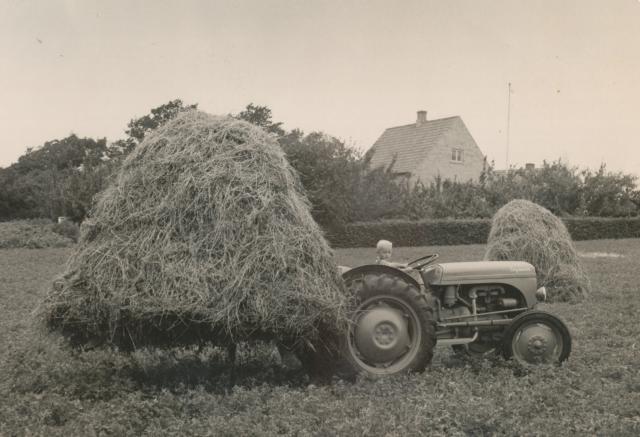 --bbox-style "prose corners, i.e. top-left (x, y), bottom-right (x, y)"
top-left (435, 346), bottom-right (531, 377)
top-left (4, 335), bottom-right (312, 402)
top-left (6, 329), bottom-right (542, 404)
top-left (125, 346), bottom-right (311, 394)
